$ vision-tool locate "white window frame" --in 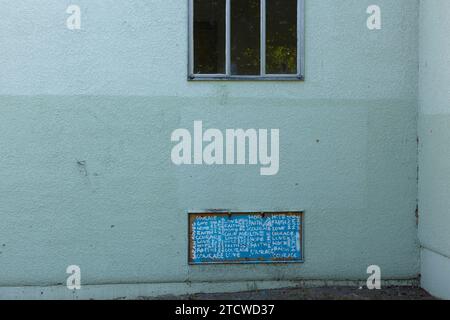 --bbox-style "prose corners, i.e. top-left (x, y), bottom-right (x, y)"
top-left (188, 0), bottom-right (305, 81)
